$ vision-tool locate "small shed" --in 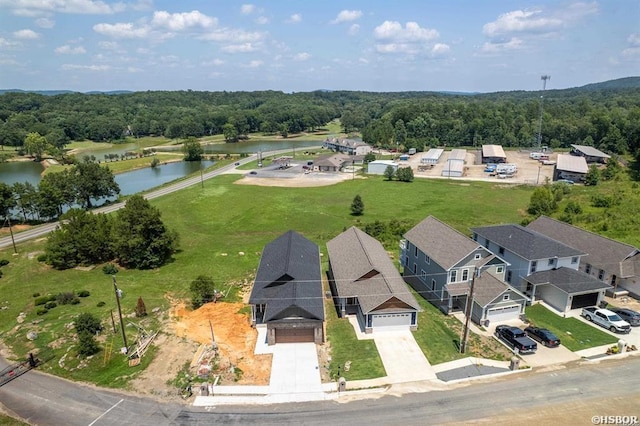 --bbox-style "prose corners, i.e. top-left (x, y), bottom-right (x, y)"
top-left (482, 145), bottom-right (507, 164)
top-left (570, 144), bottom-right (611, 164)
top-left (421, 148), bottom-right (444, 165)
top-left (368, 160), bottom-right (399, 175)
top-left (555, 154), bottom-right (588, 182)
top-left (399, 154), bottom-right (410, 161)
